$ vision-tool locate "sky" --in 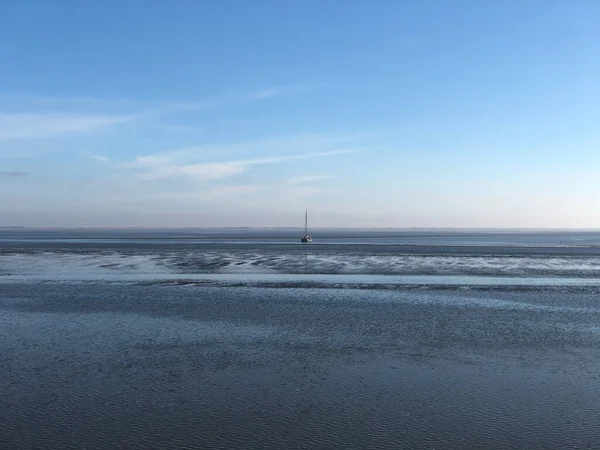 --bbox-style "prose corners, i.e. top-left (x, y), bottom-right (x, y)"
top-left (1, 0), bottom-right (600, 228)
